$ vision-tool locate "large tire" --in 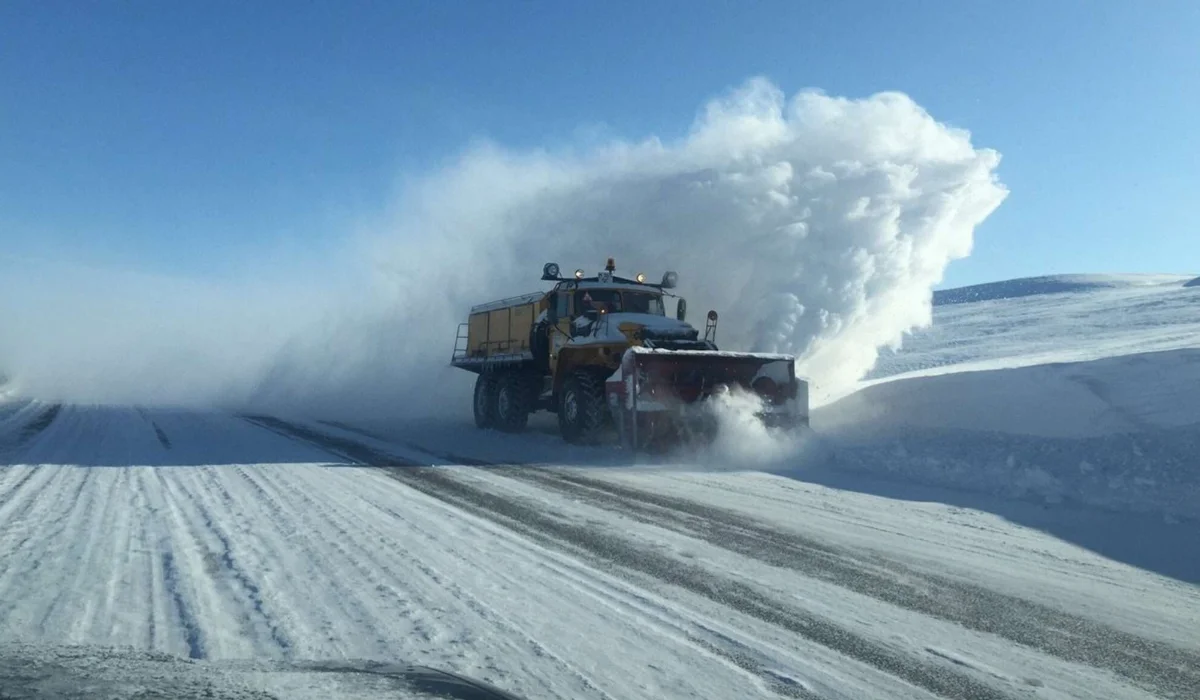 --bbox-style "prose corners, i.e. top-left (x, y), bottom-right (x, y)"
top-left (473, 373), bottom-right (497, 429)
top-left (558, 369), bottom-right (609, 444)
top-left (494, 372), bottom-right (534, 433)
